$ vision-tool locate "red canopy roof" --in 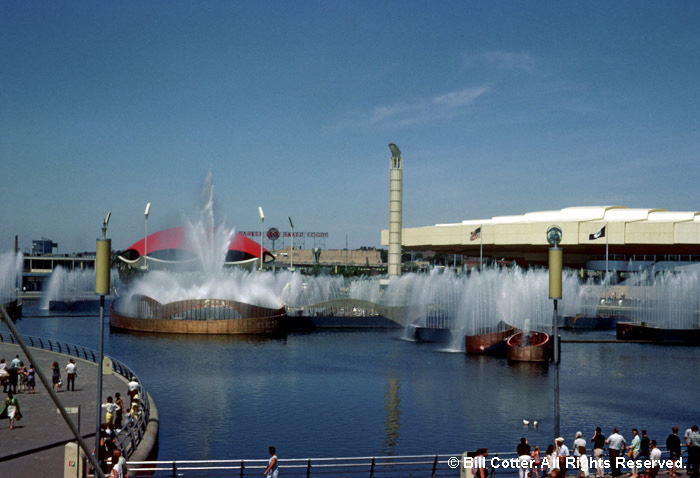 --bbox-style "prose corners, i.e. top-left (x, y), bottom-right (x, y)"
top-left (122, 226), bottom-right (270, 260)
